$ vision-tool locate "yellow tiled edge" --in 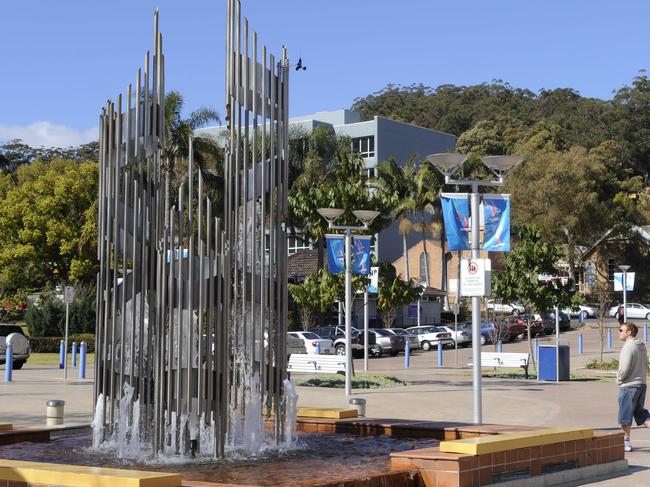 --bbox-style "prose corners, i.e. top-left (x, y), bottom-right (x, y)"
top-left (0, 423), bottom-right (12, 431)
top-left (0, 459), bottom-right (181, 487)
top-left (298, 407), bottom-right (358, 419)
top-left (440, 427), bottom-right (594, 455)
